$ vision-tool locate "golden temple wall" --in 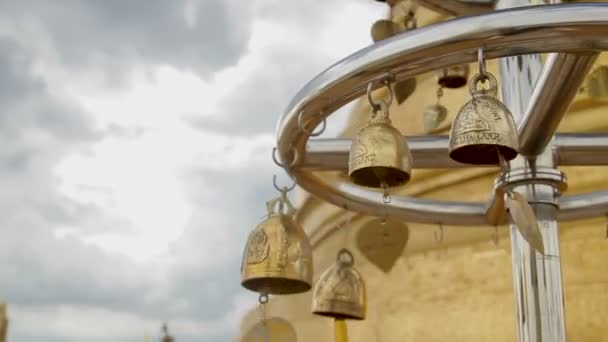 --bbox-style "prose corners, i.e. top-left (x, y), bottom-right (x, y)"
top-left (240, 3), bottom-right (608, 341)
